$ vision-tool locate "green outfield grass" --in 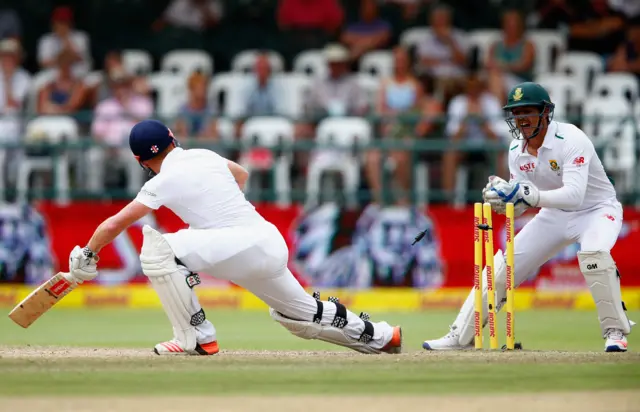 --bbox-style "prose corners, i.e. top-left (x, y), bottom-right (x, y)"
top-left (0, 309), bottom-right (639, 397)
